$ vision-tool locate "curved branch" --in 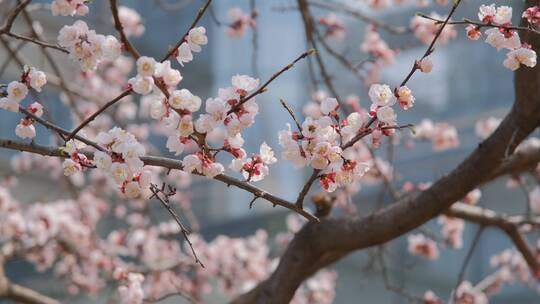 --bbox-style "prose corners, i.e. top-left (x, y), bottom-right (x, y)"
top-left (447, 203), bottom-right (540, 273)
top-left (0, 0), bottom-right (31, 34)
top-left (110, 0), bottom-right (141, 59)
top-left (0, 255), bottom-right (60, 304)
